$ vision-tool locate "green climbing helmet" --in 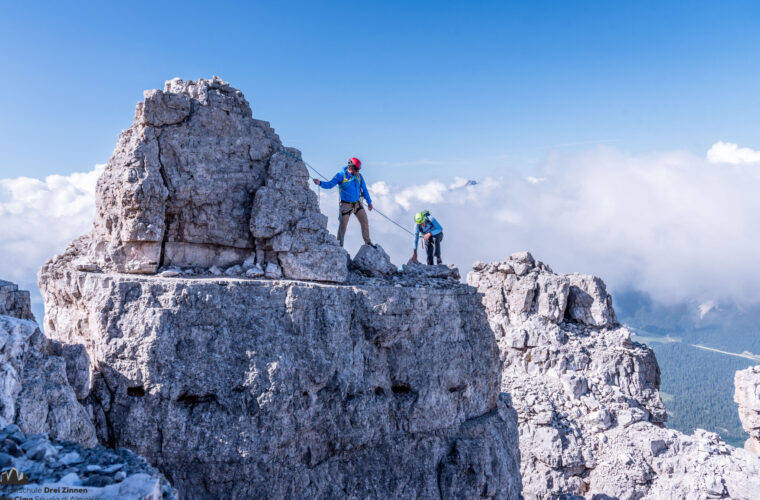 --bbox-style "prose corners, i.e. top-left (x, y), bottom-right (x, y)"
top-left (414, 210), bottom-right (430, 225)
